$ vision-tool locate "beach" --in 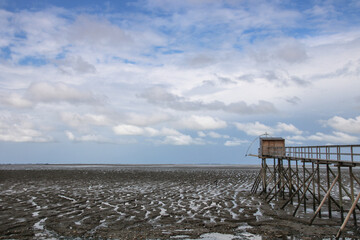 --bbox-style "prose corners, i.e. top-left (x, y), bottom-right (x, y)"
top-left (0, 165), bottom-right (359, 239)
